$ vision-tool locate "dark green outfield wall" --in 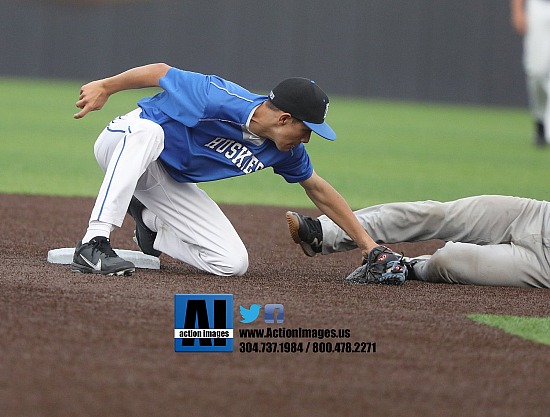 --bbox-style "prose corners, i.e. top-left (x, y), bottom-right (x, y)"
top-left (0, 0), bottom-right (526, 107)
